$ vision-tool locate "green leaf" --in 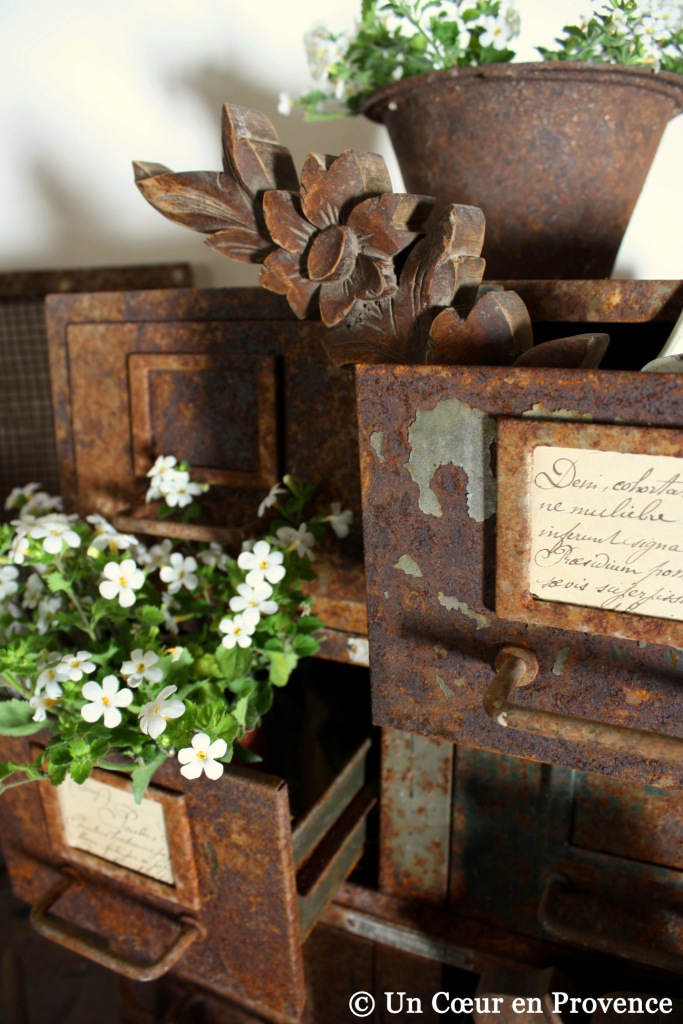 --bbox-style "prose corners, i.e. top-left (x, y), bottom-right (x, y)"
top-left (232, 742), bottom-right (262, 764)
top-left (215, 643), bottom-right (253, 683)
top-left (47, 743), bottom-right (72, 767)
top-left (137, 605), bottom-right (166, 627)
top-left (46, 572), bottom-right (71, 593)
top-left (0, 761), bottom-right (15, 782)
top-left (293, 634), bottom-right (321, 658)
top-left (47, 762), bottom-right (68, 787)
top-left (265, 650), bottom-right (298, 688)
top-left (0, 699), bottom-right (44, 737)
top-left (131, 751), bottom-right (167, 804)
top-left (69, 737), bottom-right (89, 758)
top-left (70, 759), bottom-right (93, 785)
top-left (297, 615), bottom-right (324, 634)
